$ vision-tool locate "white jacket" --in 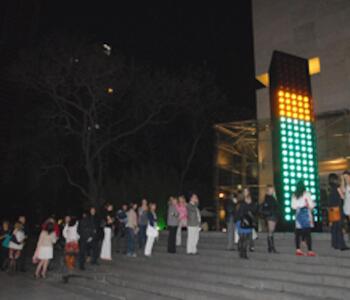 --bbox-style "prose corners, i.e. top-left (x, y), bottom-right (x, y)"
top-left (9, 230), bottom-right (25, 250)
top-left (63, 223), bottom-right (80, 242)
